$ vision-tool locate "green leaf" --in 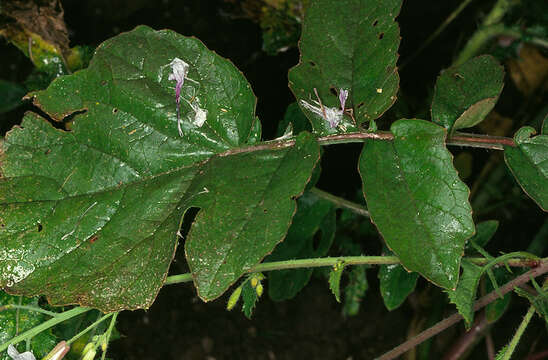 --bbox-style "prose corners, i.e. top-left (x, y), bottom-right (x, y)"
top-left (431, 55), bottom-right (504, 133)
top-left (446, 259), bottom-right (483, 328)
top-left (359, 119), bottom-right (475, 290)
top-left (504, 126), bottom-right (548, 211)
top-left (0, 26), bottom-right (319, 310)
top-left (328, 262), bottom-right (345, 302)
top-left (241, 281), bottom-right (258, 319)
top-left (0, 292), bottom-right (58, 360)
top-left (378, 250), bottom-right (419, 311)
top-left (267, 191), bottom-right (336, 301)
top-left (0, 80), bottom-right (26, 114)
top-left (466, 220), bottom-right (499, 249)
top-left (185, 133), bottom-right (319, 301)
top-left (289, 0), bottom-right (402, 134)
top-left (342, 266), bottom-right (368, 317)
